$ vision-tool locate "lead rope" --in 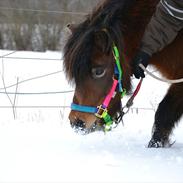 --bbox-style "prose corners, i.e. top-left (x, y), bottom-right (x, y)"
top-left (122, 62), bottom-right (183, 116)
top-left (139, 64), bottom-right (183, 84)
top-left (117, 78), bottom-right (143, 122)
top-left (115, 61), bottom-right (183, 126)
